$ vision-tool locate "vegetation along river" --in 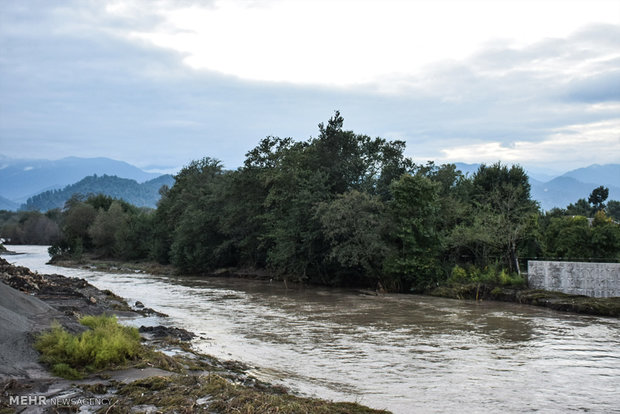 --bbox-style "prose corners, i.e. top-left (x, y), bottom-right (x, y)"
top-left (7, 245), bottom-right (620, 413)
